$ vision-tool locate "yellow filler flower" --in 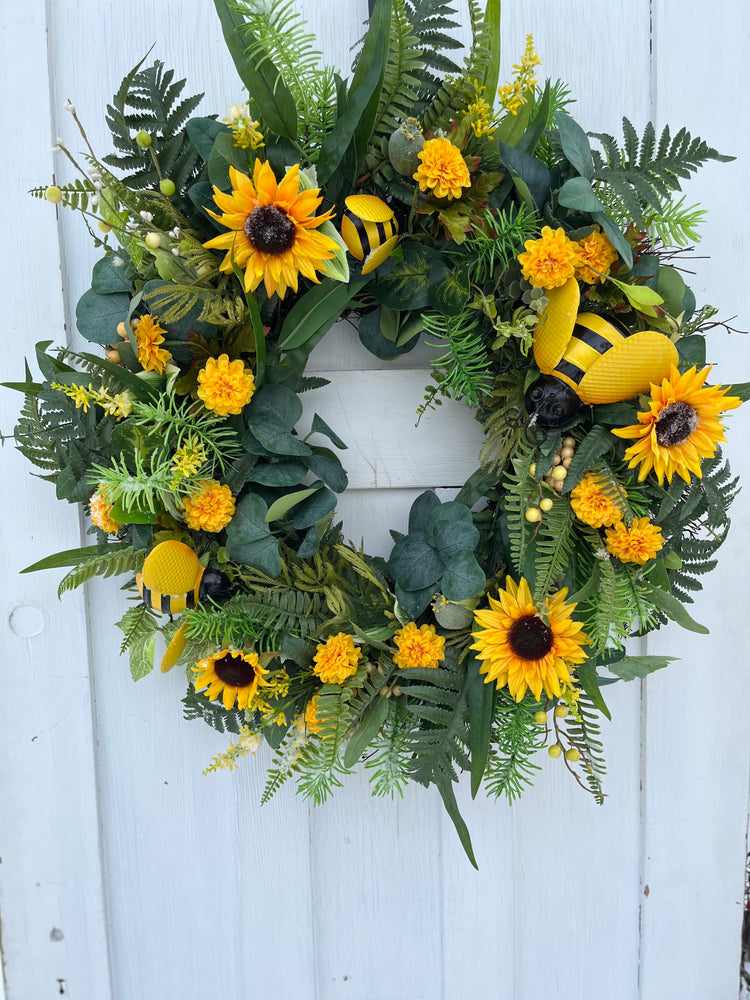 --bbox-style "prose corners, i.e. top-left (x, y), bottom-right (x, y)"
top-left (604, 518), bottom-right (664, 565)
top-left (182, 480), bottom-right (235, 533)
top-left (471, 577), bottom-right (588, 702)
top-left (569, 473), bottom-right (625, 529)
top-left (203, 161), bottom-right (337, 300)
top-left (89, 490), bottom-right (120, 535)
top-left (393, 622), bottom-right (445, 669)
top-left (612, 365), bottom-right (741, 484)
top-left (575, 227), bottom-right (618, 284)
top-left (134, 314), bottom-right (171, 374)
top-left (194, 649), bottom-right (268, 711)
top-left (197, 354), bottom-right (255, 416)
top-left (518, 226), bottom-right (578, 289)
top-left (313, 633), bottom-right (362, 685)
top-left (413, 138), bottom-right (471, 201)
